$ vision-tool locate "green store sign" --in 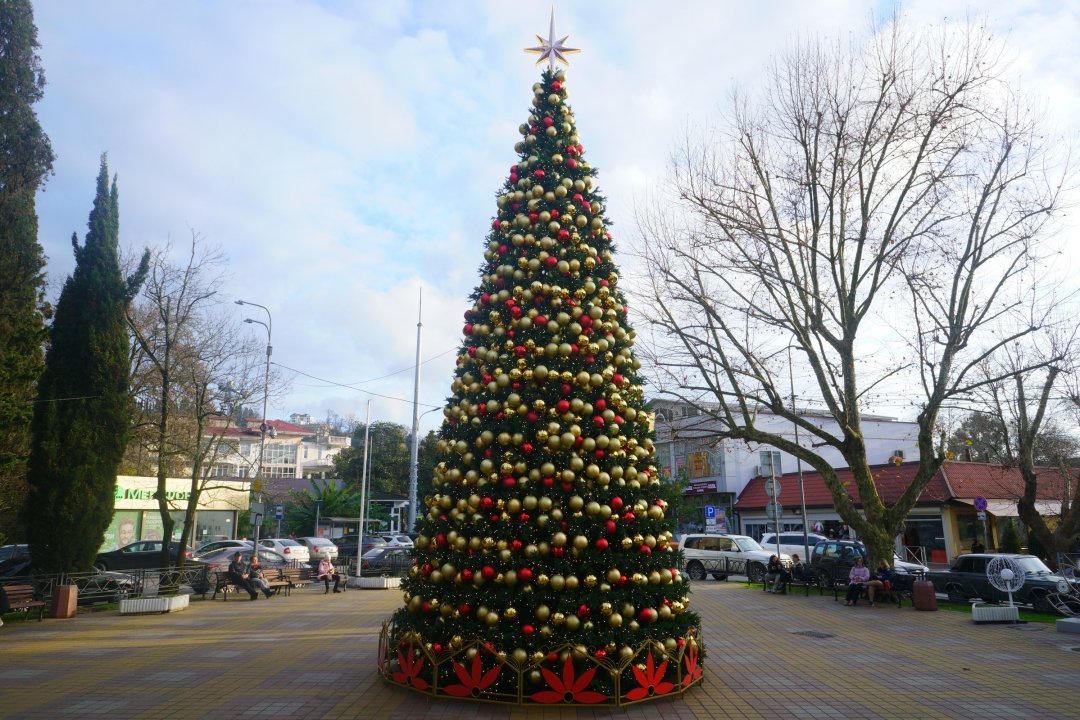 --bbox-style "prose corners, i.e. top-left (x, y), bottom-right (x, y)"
top-left (114, 485), bottom-right (192, 502)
